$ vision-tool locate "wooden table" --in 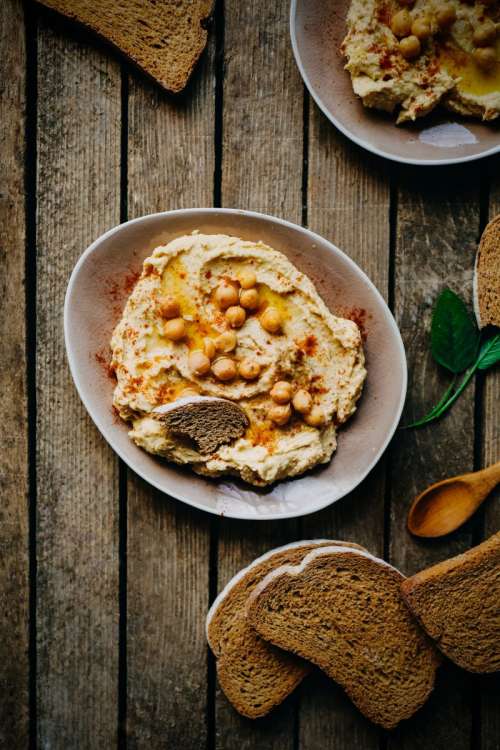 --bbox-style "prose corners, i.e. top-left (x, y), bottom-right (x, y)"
top-left (1, 0), bottom-right (499, 747)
